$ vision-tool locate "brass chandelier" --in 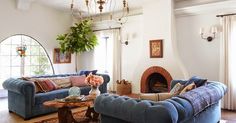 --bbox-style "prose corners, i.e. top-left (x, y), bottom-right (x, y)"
top-left (70, 0), bottom-right (130, 22)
